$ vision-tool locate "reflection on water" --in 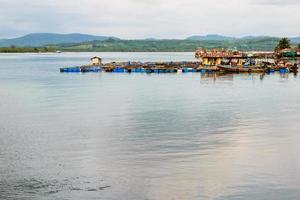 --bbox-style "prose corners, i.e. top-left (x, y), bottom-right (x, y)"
top-left (200, 71), bottom-right (298, 84)
top-left (1, 53), bottom-right (300, 200)
top-left (200, 73), bottom-right (234, 84)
